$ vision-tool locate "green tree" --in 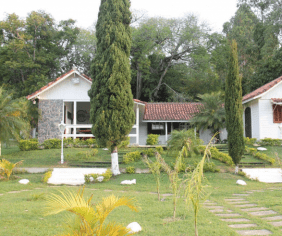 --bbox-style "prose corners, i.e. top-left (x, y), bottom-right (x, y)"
top-left (225, 40), bottom-right (245, 167)
top-left (88, 0), bottom-right (135, 175)
top-left (190, 92), bottom-right (226, 141)
top-left (0, 86), bottom-right (30, 156)
top-left (0, 11), bottom-right (79, 97)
